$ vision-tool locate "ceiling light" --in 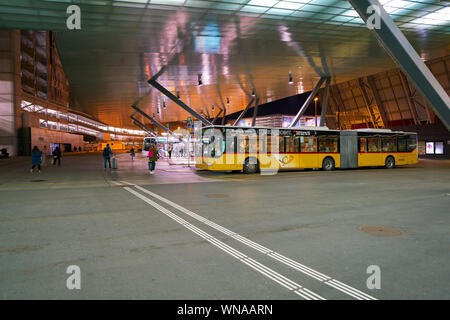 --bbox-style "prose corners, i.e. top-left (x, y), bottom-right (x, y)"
top-left (198, 74), bottom-right (203, 86)
top-left (289, 72), bottom-right (293, 84)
